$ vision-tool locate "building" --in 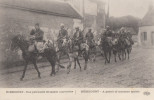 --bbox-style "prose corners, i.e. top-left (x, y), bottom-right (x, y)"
top-left (0, 0), bottom-right (82, 64)
top-left (64, 0), bottom-right (106, 34)
top-left (138, 5), bottom-right (154, 47)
